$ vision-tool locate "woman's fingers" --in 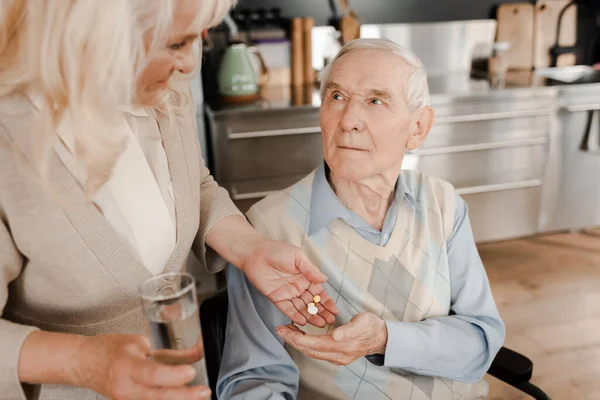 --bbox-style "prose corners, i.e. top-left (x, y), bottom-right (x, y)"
top-left (121, 383), bottom-right (211, 400)
top-left (151, 339), bottom-right (204, 365)
top-left (131, 359), bottom-right (196, 387)
top-left (275, 299), bottom-right (307, 326)
top-left (144, 385), bottom-right (211, 400)
top-left (307, 283), bottom-right (338, 315)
